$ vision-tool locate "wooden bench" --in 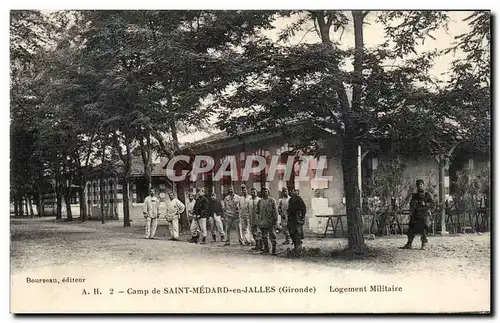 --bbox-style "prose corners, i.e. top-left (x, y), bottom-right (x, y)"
top-left (316, 214), bottom-right (346, 238)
